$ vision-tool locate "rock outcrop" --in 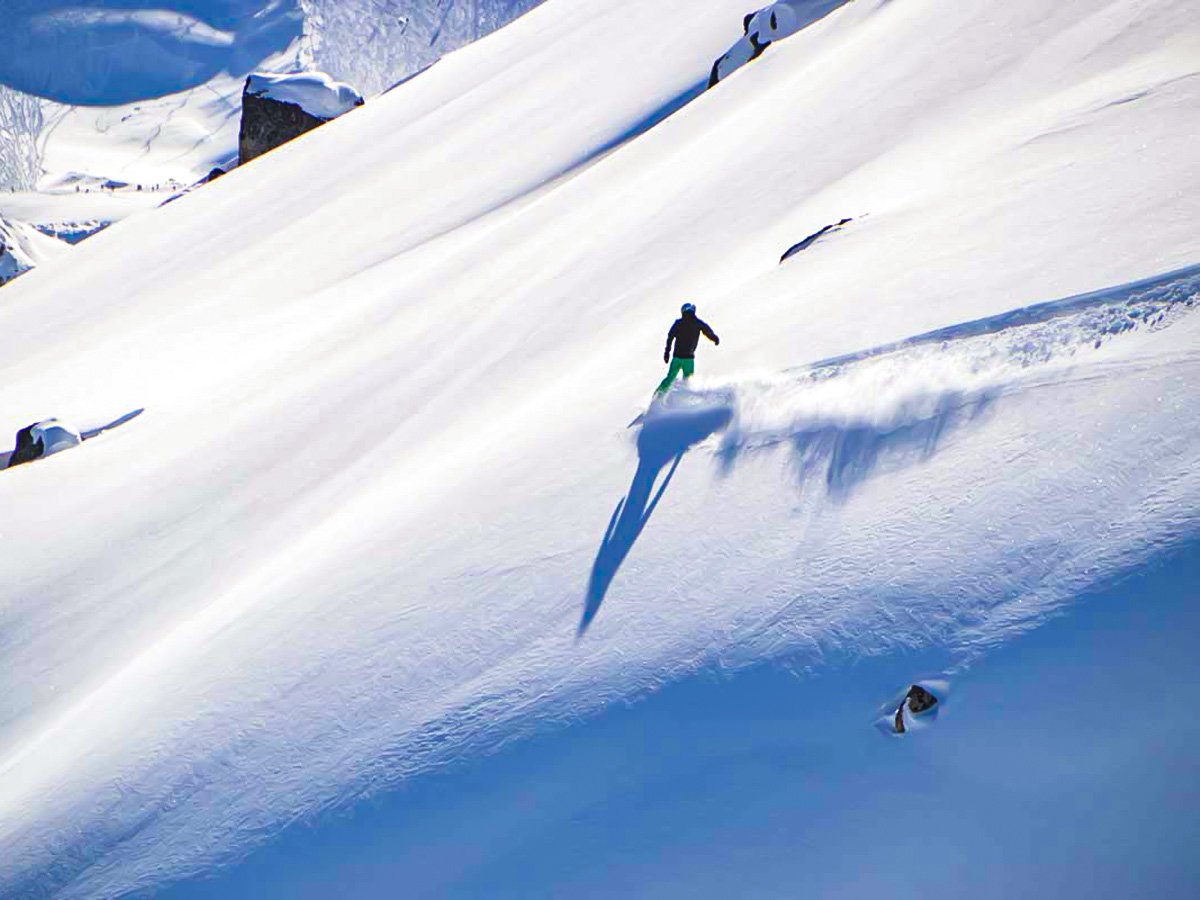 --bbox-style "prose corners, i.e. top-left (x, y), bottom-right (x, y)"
top-left (780, 218), bottom-right (853, 263)
top-left (5, 420), bottom-right (82, 469)
top-left (239, 72), bottom-right (364, 165)
top-left (893, 684), bottom-right (939, 735)
top-left (709, 2), bottom-right (852, 88)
